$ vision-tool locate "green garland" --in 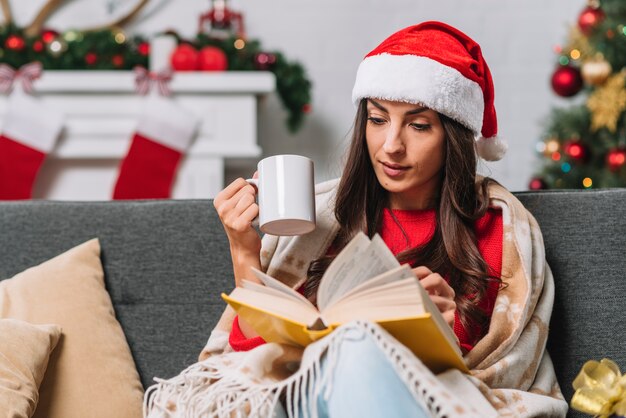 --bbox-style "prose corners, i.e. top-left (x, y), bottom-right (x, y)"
top-left (0, 24), bottom-right (312, 133)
